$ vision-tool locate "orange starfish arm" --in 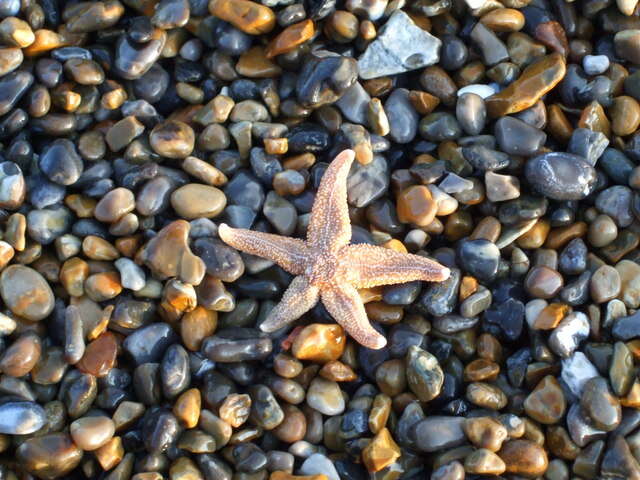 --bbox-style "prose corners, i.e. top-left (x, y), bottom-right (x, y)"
top-left (321, 283), bottom-right (387, 349)
top-left (307, 149), bottom-right (355, 253)
top-left (341, 244), bottom-right (450, 288)
top-left (218, 223), bottom-right (309, 275)
top-left (260, 275), bottom-right (320, 332)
